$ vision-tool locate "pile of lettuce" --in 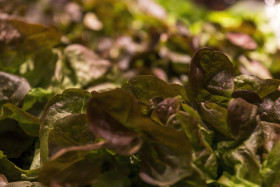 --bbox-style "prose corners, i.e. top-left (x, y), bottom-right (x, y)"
top-left (1, 48), bottom-right (280, 186)
top-left (1, 0), bottom-right (280, 186)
